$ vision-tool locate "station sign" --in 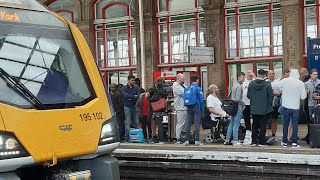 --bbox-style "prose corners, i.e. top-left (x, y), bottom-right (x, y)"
top-left (307, 38), bottom-right (320, 71)
top-left (188, 46), bottom-right (215, 64)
